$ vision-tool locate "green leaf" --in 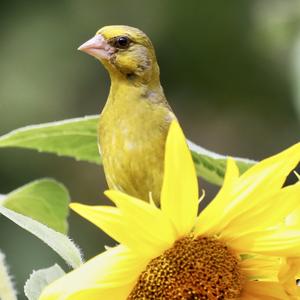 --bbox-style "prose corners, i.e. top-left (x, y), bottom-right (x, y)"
top-left (24, 264), bottom-right (65, 300)
top-left (2, 179), bottom-right (70, 234)
top-left (0, 206), bottom-right (83, 269)
top-left (188, 141), bottom-right (255, 185)
top-left (0, 116), bottom-right (100, 164)
top-left (0, 116), bottom-right (255, 185)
